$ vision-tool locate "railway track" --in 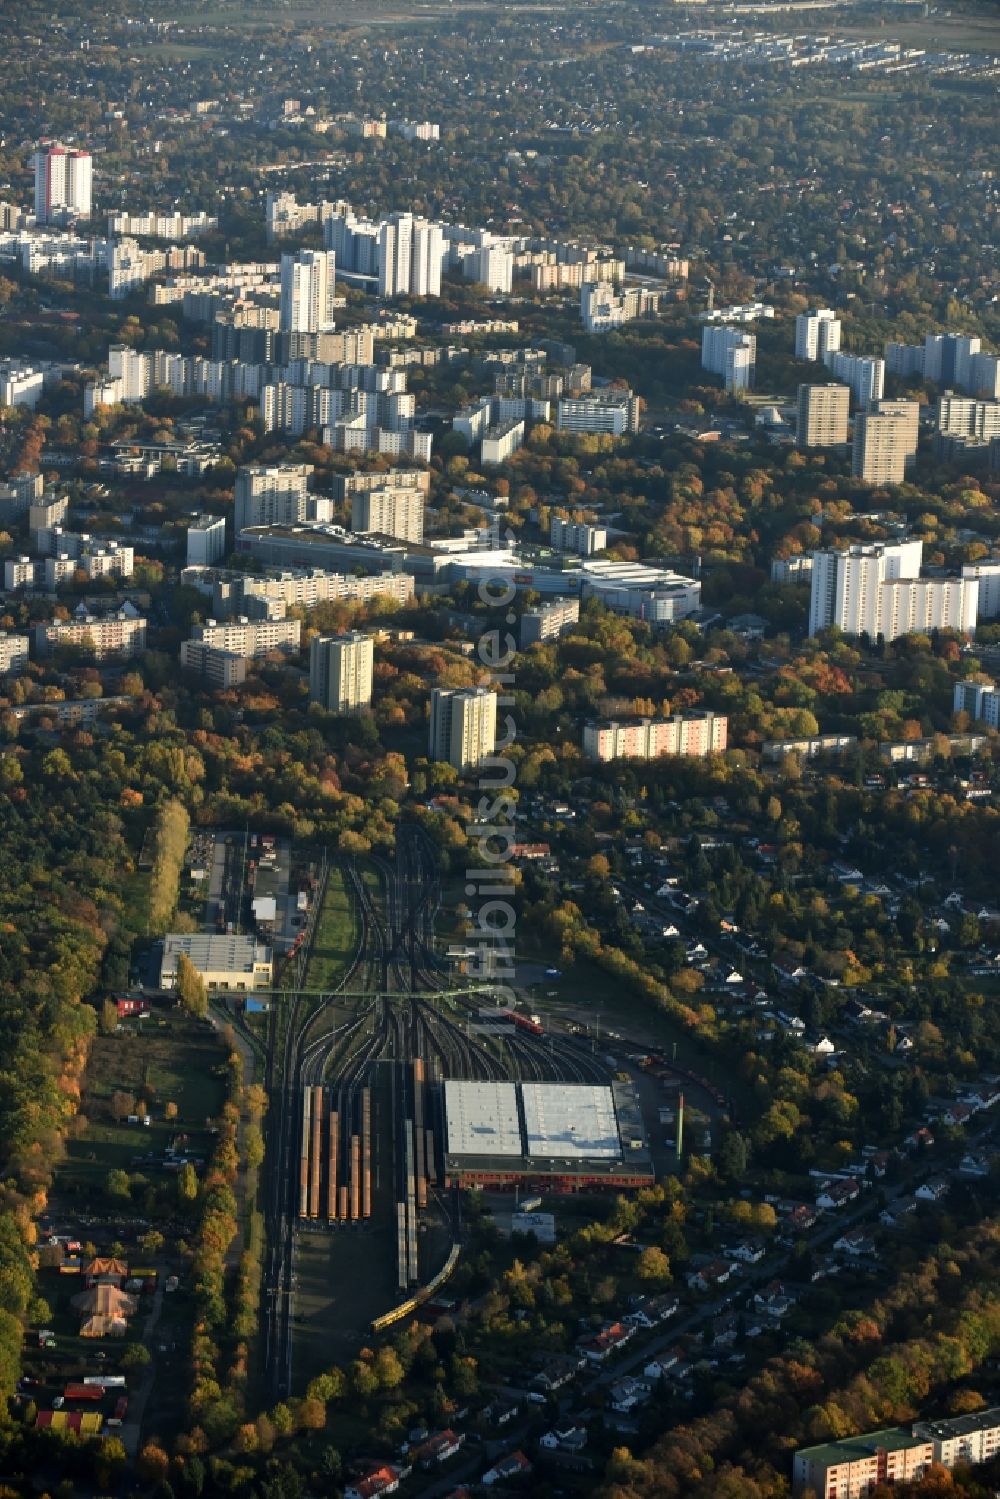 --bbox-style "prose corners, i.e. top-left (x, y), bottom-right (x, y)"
top-left (263, 824), bottom-right (618, 1392)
